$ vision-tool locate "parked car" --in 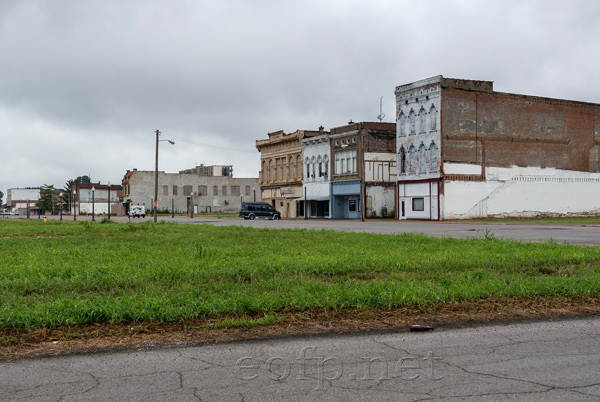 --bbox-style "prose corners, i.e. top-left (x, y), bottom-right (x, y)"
top-left (239, 202), bottom-right (281, 220)
top-left (129, 205), bottom-right (146, 218)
